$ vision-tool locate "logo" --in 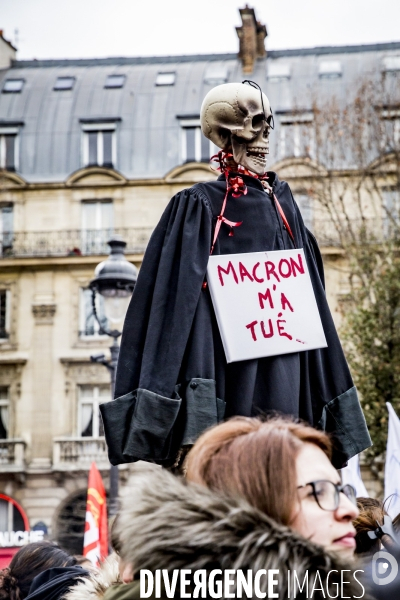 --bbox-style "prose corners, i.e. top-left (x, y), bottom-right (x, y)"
top-left (372, 550), bottom-right (399, 586)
